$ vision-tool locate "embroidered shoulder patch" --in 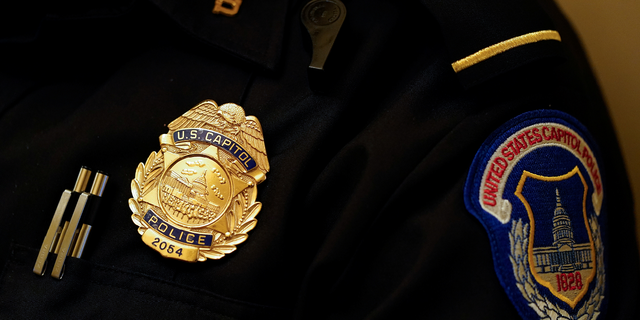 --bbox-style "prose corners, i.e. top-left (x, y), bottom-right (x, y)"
top-left (464, 110), bottom-right (607, 319)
